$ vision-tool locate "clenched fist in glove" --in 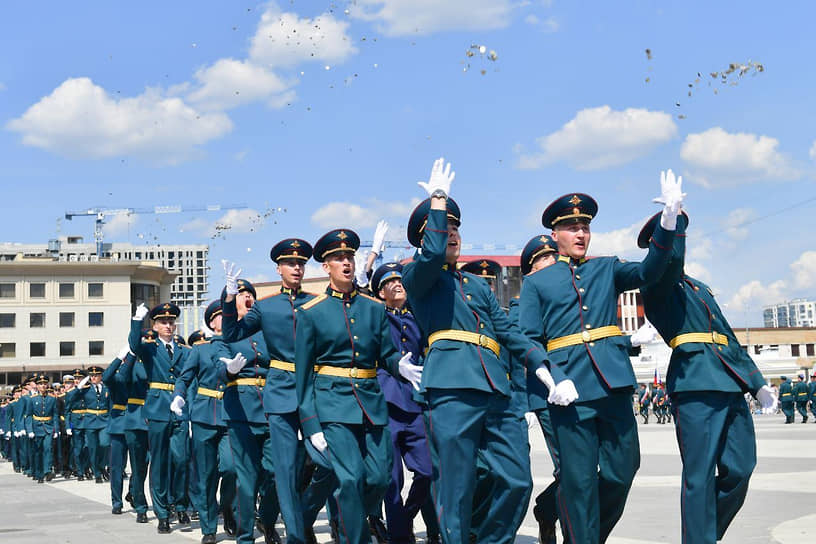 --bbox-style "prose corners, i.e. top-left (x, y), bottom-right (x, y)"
top-left (397, 353), bottom-right (422, 391)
